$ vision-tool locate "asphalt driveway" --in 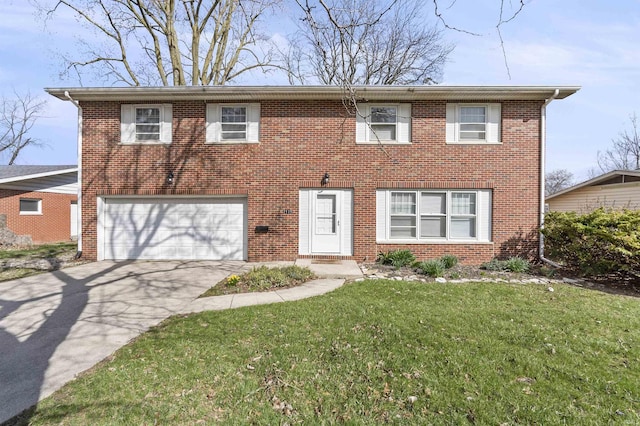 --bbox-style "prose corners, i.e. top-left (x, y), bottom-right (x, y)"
top-left (0, 260), bottom-right (246, 424)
